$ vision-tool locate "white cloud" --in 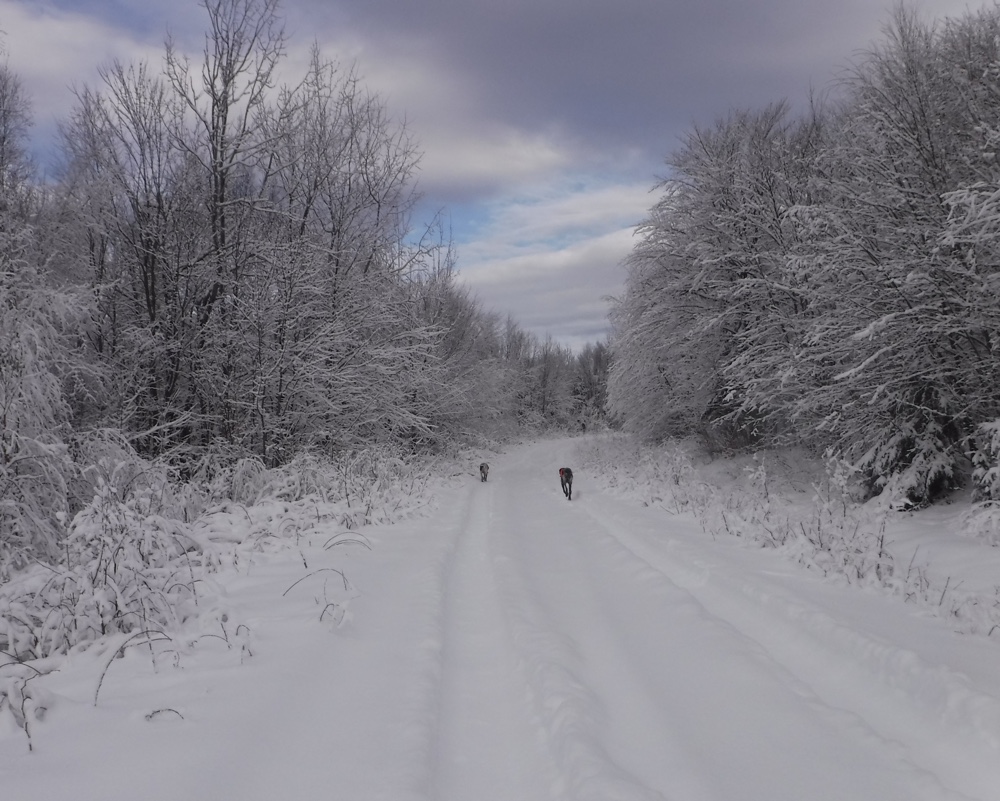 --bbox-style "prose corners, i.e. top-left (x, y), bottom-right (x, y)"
top-left (2, 5), bottom-right (129, 111)
top-left (297, 29), bottom-right (577, 200)
top-left (0, 0), bottom-right (193, 163)
top-left (419, 125), bottom-right (572, 198)
top-left (460, 180), bottom-right (652, 256)
top-left (464, 225), bottom-right (634, 288)
top-left (455, 179), bottom-right (650, 348)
